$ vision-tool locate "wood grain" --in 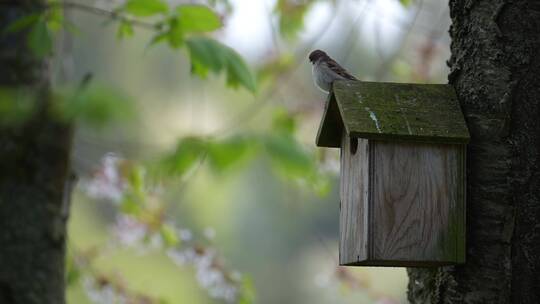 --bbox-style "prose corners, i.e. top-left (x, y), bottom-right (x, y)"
top-left (339, 134), bottom-right (369, 265)
top-left (339, 137), bottom-right (466, 266)
top-left (370, 141), bottom-right (465, 266)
